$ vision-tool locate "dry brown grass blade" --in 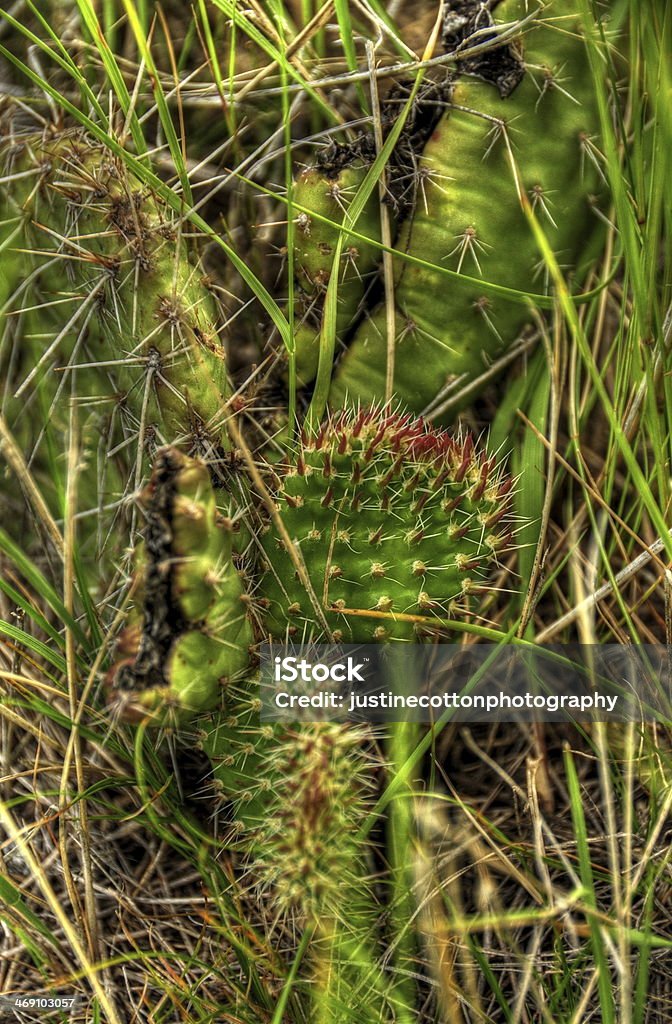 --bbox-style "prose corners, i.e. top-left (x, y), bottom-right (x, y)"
top-left (0, 800), bottom-right (124, 1024)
